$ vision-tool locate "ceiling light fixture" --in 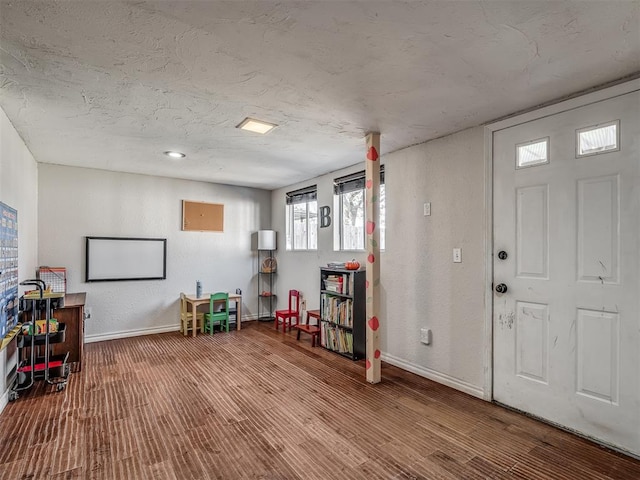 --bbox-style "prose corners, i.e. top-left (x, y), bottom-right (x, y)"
top-left (236, 117), bottom-right (277, 135)
top-left (164, 151), bottom-right (186, 159)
